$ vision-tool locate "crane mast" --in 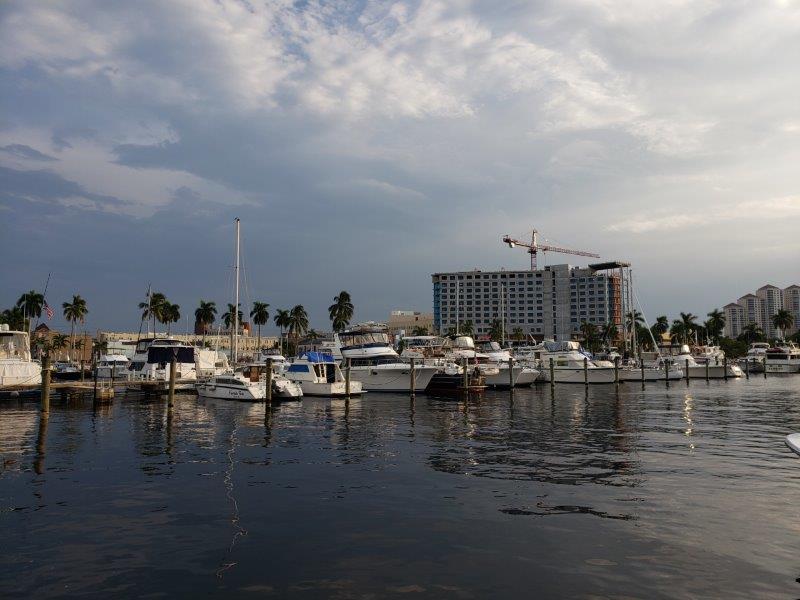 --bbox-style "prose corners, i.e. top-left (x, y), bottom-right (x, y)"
top-left (502, 229), bottom-right (600, 270)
